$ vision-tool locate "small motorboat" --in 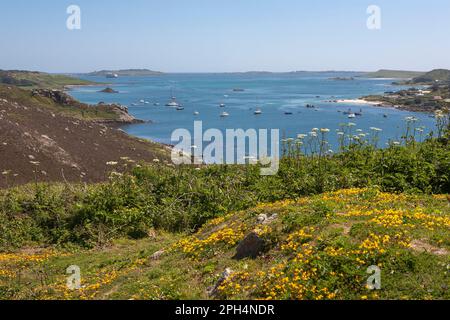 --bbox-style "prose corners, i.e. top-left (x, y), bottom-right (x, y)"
top-left (193, 111), bottom-right (199, 115)
top-left (176, 106), bottom-right (184, 111)
top-left (284, 111), bottom-right (293, 115)
top-left (254, 108), bottom-right (262, 115)
top-left (220, 112), bottom-right (230, 117)
top-left (383, 114), bottom-right (388, 118)
top-left (154, 102), bottom-right (160, 106)
top-left (348, 113), bottom-right (356, 119)
top-left (219, 103), bottom-right (226, 108)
